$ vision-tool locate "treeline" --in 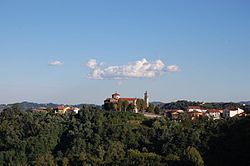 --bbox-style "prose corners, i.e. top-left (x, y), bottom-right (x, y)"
top-left (0, 105), bottom-right (250, 165)
top-left (162, 100), bottom-right (247, 111)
